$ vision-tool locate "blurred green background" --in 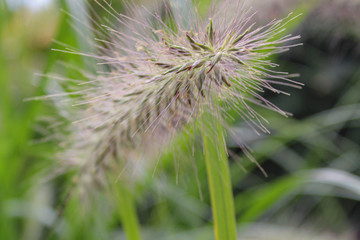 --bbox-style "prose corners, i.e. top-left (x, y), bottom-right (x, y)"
top-left (1, 0), bottom-right (360, 239)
